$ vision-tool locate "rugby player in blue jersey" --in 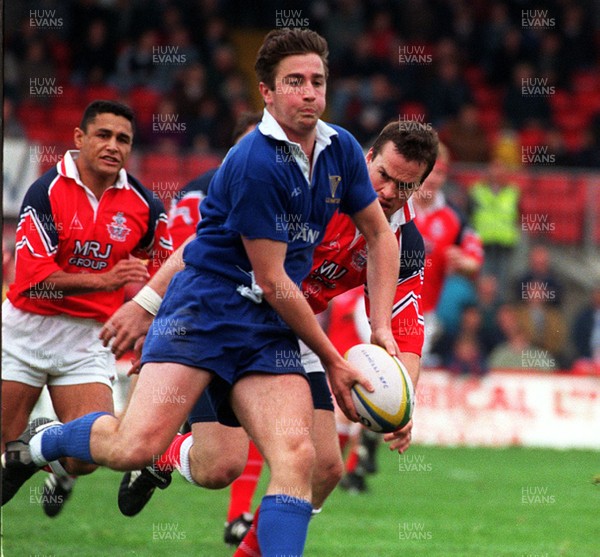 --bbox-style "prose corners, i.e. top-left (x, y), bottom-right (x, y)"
top-left (2, 29), bottom-right (400, 557)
